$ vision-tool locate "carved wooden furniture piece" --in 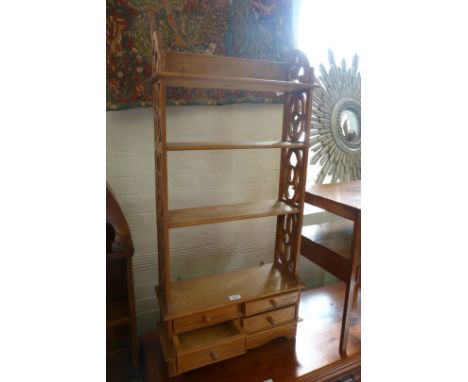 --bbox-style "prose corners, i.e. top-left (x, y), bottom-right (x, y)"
top-left (140, 282), bottom-right (361, 382)
top-left (148, 13), bottom-right (316, 376)
top-left (107, 186), bottom-right (139, 380)
top-left (301, 180), bottom-right (361, 355)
